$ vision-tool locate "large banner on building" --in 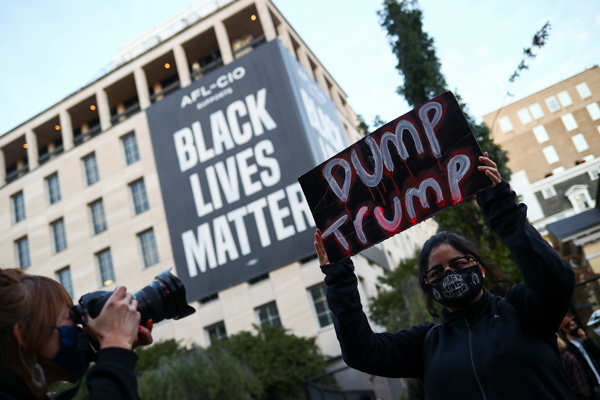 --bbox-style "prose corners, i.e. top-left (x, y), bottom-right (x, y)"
top-left (298, 92), bottom-right (492, 262)
top-left (146, 40), bottom-right (360, 301)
